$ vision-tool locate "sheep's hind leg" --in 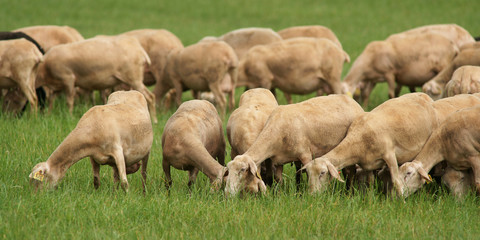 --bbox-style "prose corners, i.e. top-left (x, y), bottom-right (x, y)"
top-left (188, 168), bottom-right (199, 188)
top-left (90, 157), bottom-right (101, 189)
